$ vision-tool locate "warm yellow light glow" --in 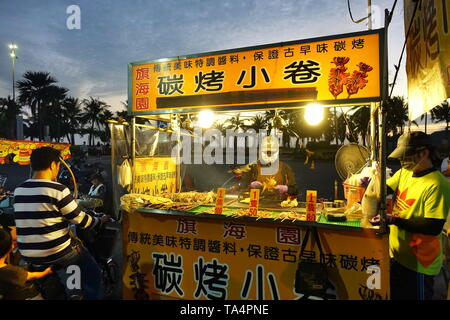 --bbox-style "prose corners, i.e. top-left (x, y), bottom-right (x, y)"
top-left (10, 53), bottom-right (15, 58)
top-left (8, 44), bottom-right (17, 50)
top-left (304, 104), bottom-right (324, 125)
top-left (198, 110), bottom-right (215, 128)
